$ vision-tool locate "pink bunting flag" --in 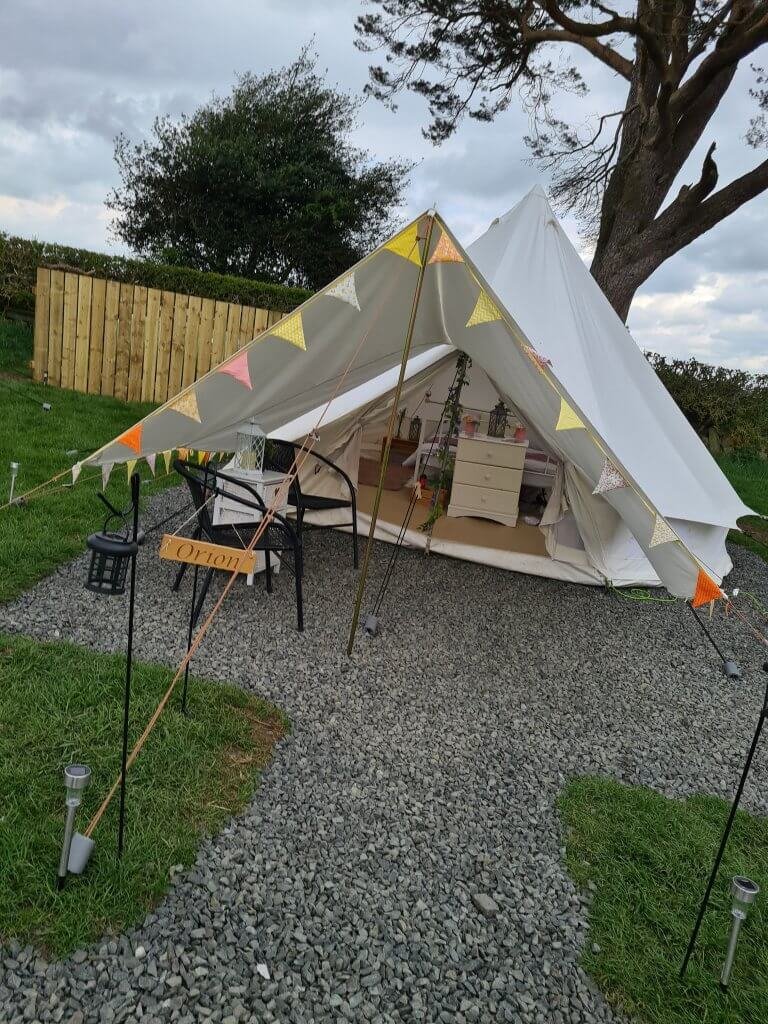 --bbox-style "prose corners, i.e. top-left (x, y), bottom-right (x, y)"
top-left (217, 350), bottom-right (252, 389)
top-left (145, 453), bottom-right (156, 476)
